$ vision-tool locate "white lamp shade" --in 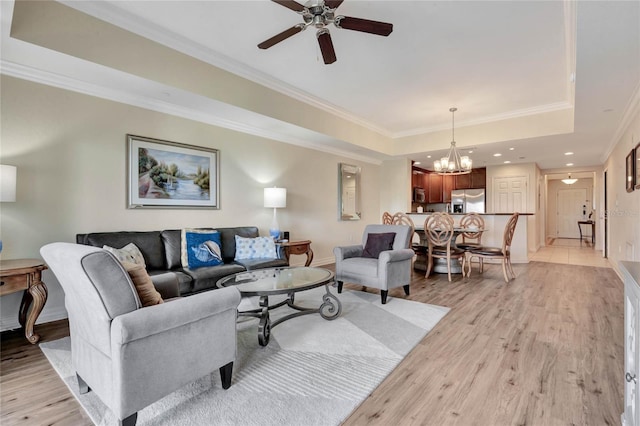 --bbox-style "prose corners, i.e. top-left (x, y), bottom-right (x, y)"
top-left (264, 187), bottom-right (286, 208)
top-left (0, 165), bottom-right (17, 202)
